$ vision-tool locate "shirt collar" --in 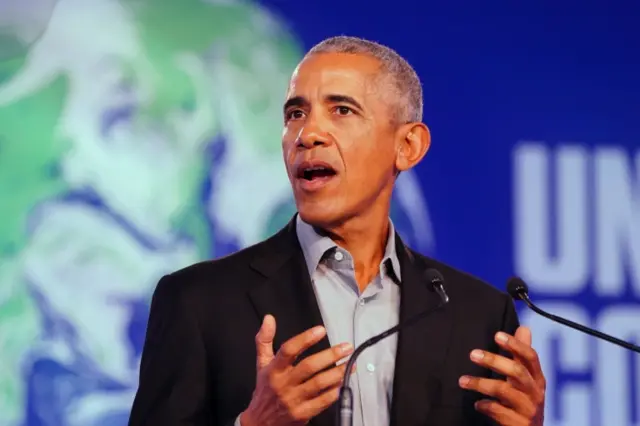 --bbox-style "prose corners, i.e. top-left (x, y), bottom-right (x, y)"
top-left (295, 214), bottom-right (402, 282)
